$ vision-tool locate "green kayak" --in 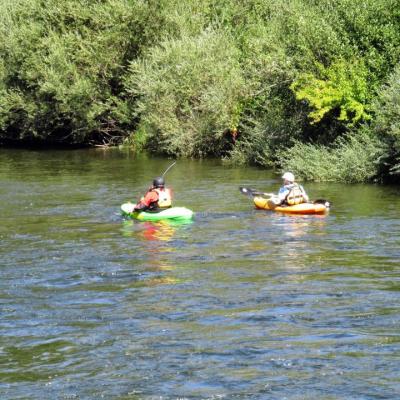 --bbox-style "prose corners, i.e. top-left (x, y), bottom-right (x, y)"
top-left (121, 202), bottom-right (194, 221)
